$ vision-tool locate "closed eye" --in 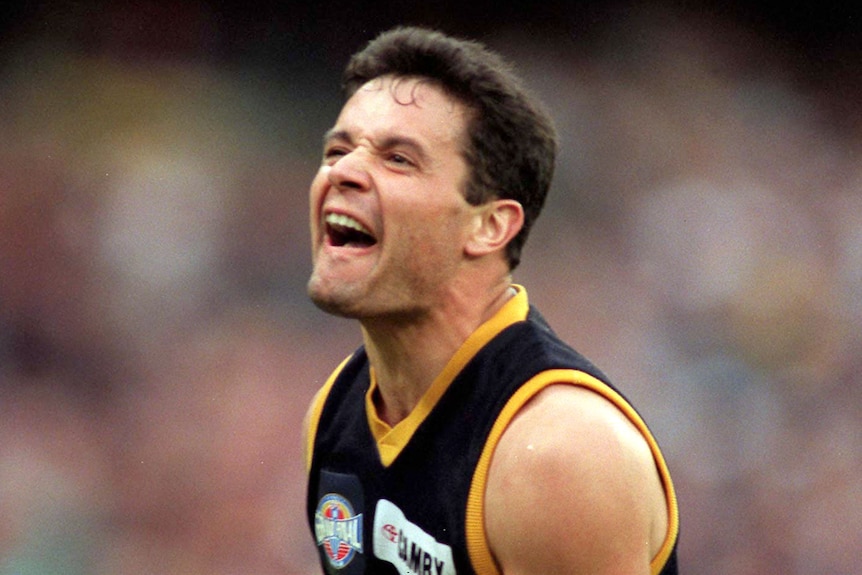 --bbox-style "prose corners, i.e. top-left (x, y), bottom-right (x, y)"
top-left (387, 153), bottom-right (415, 168)
top-left (323, 147), bottom-right (348, 164)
